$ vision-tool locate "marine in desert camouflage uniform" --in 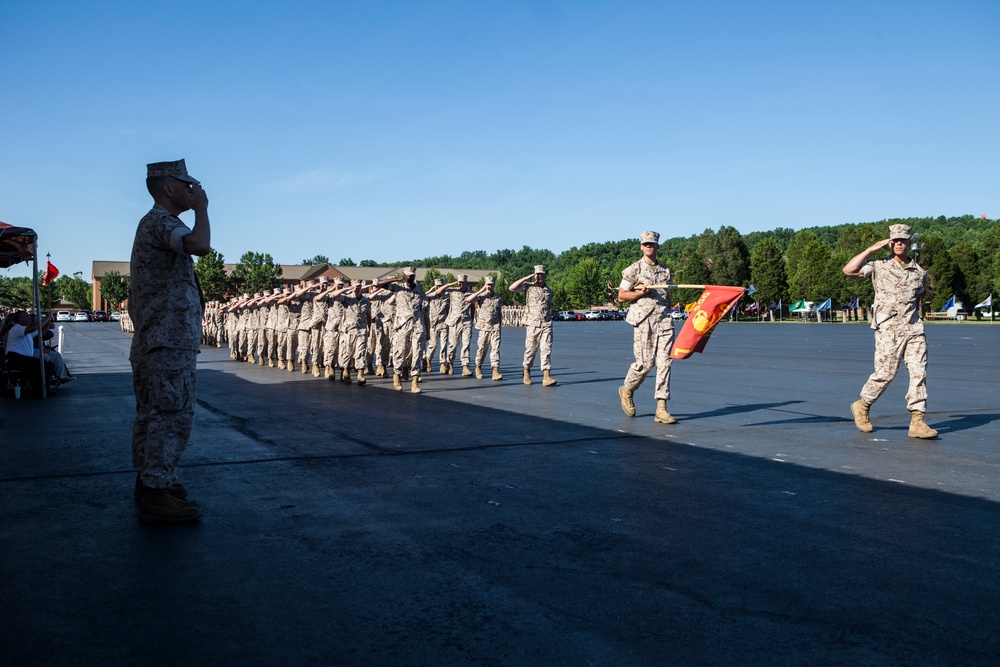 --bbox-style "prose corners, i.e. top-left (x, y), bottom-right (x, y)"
top-left (315, 277), bottom-right (348, 379)
top-left (843, 223), bottom-right (937, 439)
top-left (616, 231), bottom-right (676, 425)
top-left (509, 265), bottom-right (556, 387)
top-left (296, 281), bottom-right (316, 373)
top-left (274, 288), bottom-right (292, 369)
top-left (129, 158), bottom-right (209, 523)
top-left (424, 278), bottom-right (450, 373)
top-left (368, 284), bottom-right (394, 377)
top-left (376, 267), bottom-right (427, 394)
top-left (308, 277), bottom-right (330, 377)
top-left (441, 274), bottom-right (474, 376)
top-left (335, 280), bottom-right (371, 384)
top-left (466, 275), bottom-right (503, 381)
